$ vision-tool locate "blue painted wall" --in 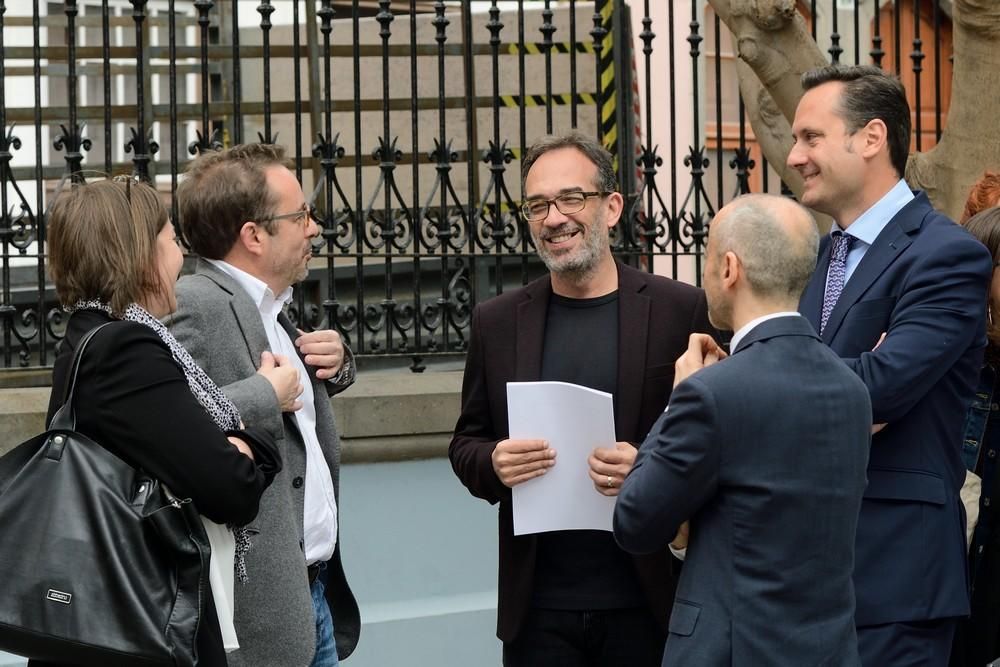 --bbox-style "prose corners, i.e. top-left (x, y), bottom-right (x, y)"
top-left (338, 458), bottom-right (502, 666)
